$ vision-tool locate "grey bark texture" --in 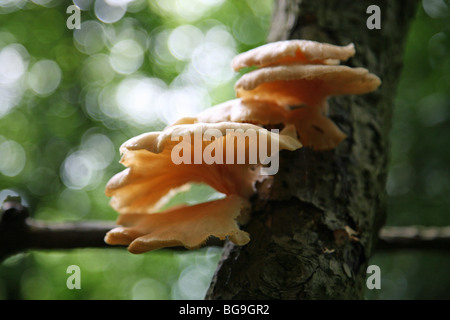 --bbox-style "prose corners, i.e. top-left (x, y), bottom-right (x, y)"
top-left (206, 0), bottom-right (419, 300)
